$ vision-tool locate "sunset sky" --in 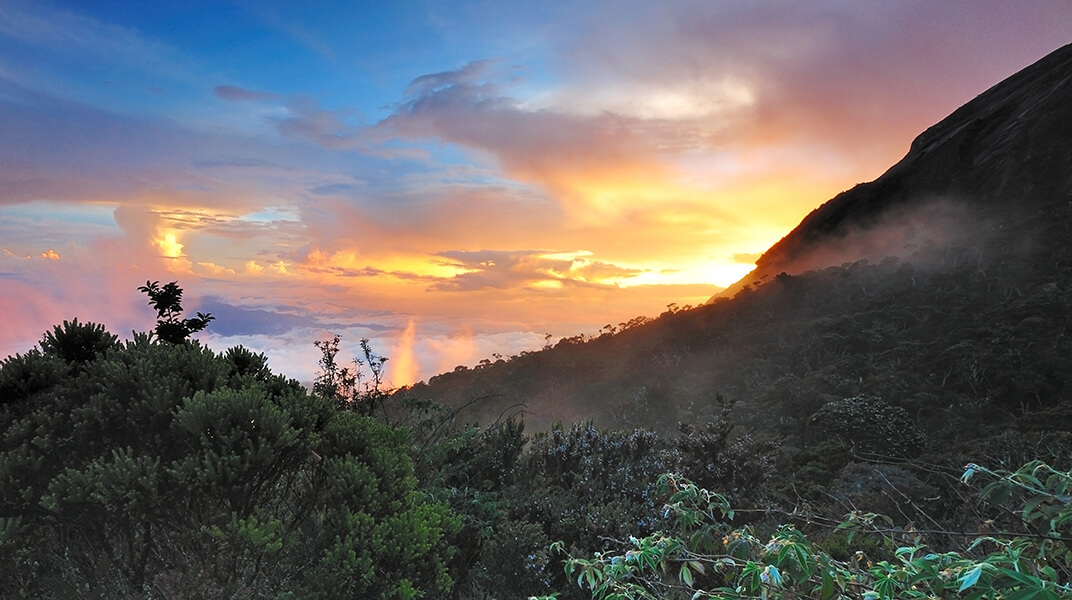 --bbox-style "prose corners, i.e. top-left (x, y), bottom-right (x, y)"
top-left (2, 1), bottom-right (1070, 386)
